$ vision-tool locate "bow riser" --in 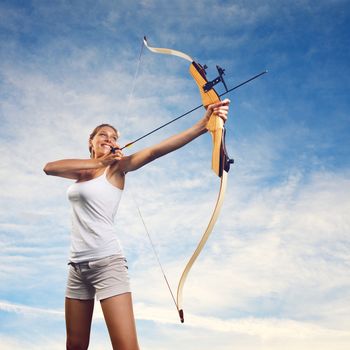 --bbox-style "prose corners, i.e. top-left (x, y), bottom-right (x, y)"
top-left (189, 62), bottom-right (224, 177)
